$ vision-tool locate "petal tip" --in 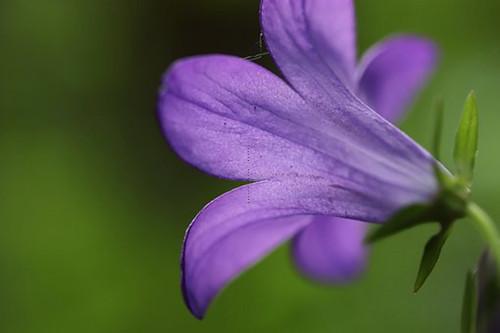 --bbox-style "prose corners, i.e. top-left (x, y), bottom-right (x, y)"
top-left (180, 217), bottom-right (210, 320)
top-left (181, 277), bottom-right (206, 320)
